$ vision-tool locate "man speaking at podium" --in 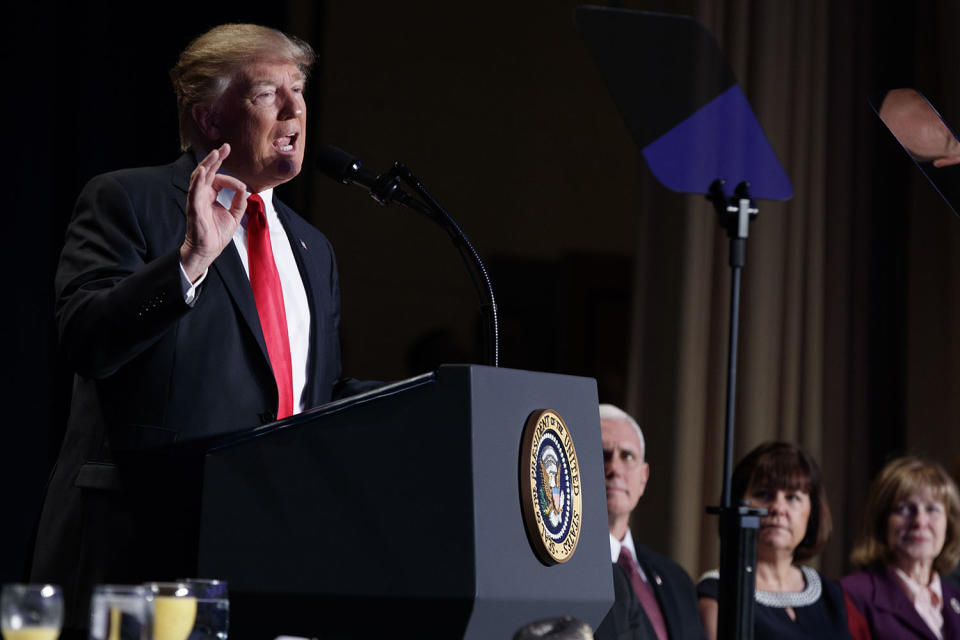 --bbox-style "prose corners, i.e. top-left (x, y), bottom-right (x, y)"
top-left (31, 24), bottom-right (358, 633)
